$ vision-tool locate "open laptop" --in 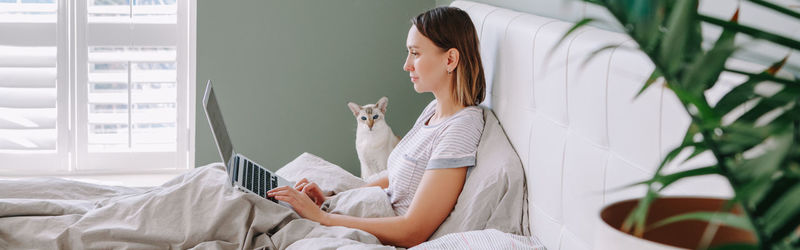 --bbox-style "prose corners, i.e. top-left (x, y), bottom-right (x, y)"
top-left (203, 80), bottom-right (294, 203)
